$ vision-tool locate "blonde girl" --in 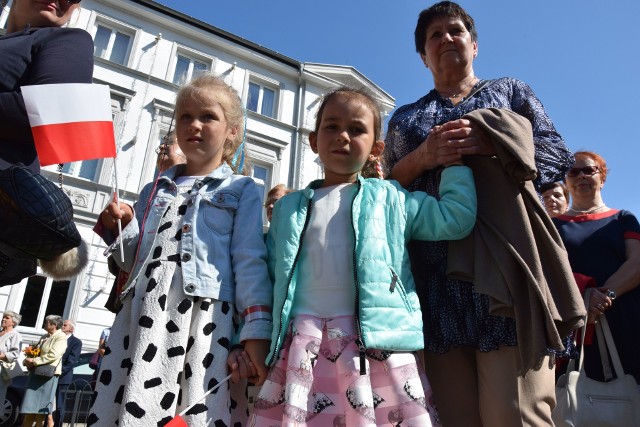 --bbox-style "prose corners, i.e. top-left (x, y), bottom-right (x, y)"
top-left (91, 74), bottom-right (272, 426)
